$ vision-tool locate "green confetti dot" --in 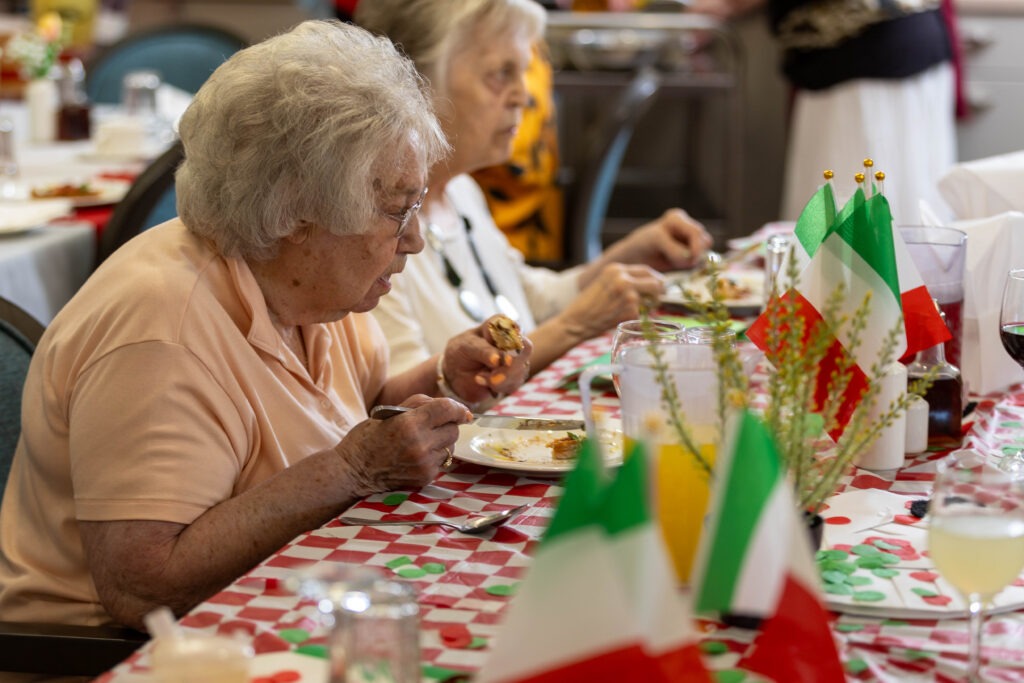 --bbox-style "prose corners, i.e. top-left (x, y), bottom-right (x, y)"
top-left (700, 640), bottom-right (729, 655)
top-left (905, 649), bottom-right (935, 660)
top-left (821, 570), bottom-right (849, 584)
top-left (1000, 421), bottom-right (1023, 429)
top-left (277, 628), bottom-right (310, 644)
top-left (468, 637), bottom-right (488, 650)
top-left (852, 590), bottom-right (887, 602)
top-left (1001, 445), bottom-right (1024, 456)
top-left (851, 544), bottom-right (881, 556)
top-left (855, 557), bottom-right (885, 569)
top-left (882, 619), bottom-right (909, 627)
top-left (422, 562), bottom-right (447, 574)
top-left (823, 560), bottom-right (858, 575)
top-left (825, 583), bottom-right (854, 596)
top-left (817, 549), bottom-right (849, 561)
top-left (396, 566), bottom-right (427, 579)
top-left (386, 555), bottom-right (413, 569)
top-left (294, 644), bottom-right (329, 659)
top-left (876, 552), bottom-right (900, 565)
top-left (382, 493), bottom-right (409, 506)
top-left (847, 575), bottom-right (873, 586)
top-left (486, 583), bottom-right (518, 597)
top-left (911, 587), bottom-right (938, 597)
top-left (871, 540), bottom-right (903, 552)
top-left (835, 623), bottom-right (865, 633)
top-left (872, 568), bottom-right (899, 579)
top-left (845, 658), bottom-right (869, 674)
top-left (421, 664), bottom-right (471, 682)
top-left (713, 670), bottom-right (748, 683)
